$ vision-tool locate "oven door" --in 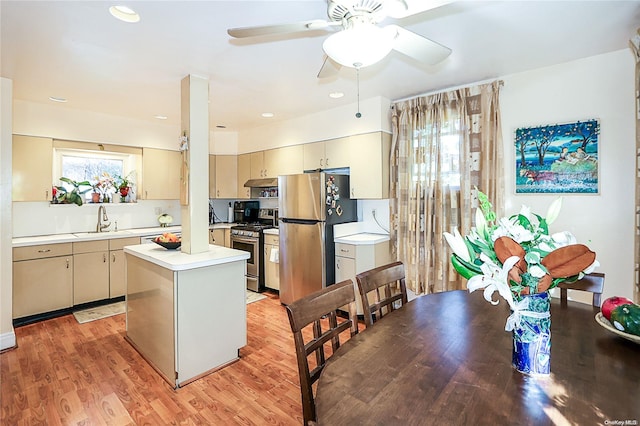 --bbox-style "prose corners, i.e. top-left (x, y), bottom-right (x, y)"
top-left (230, 235), bottom-right (258, 277)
